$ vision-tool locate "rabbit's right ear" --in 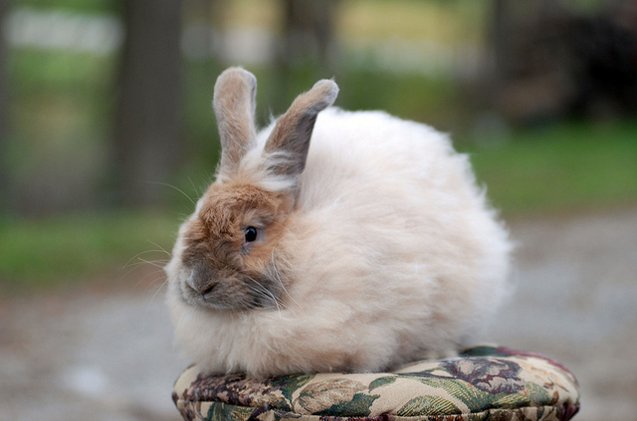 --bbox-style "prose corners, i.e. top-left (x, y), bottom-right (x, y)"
top-left (264, 79), bottom-right (338, 188)
top-left (213, 67), bottom-right (258, 178)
